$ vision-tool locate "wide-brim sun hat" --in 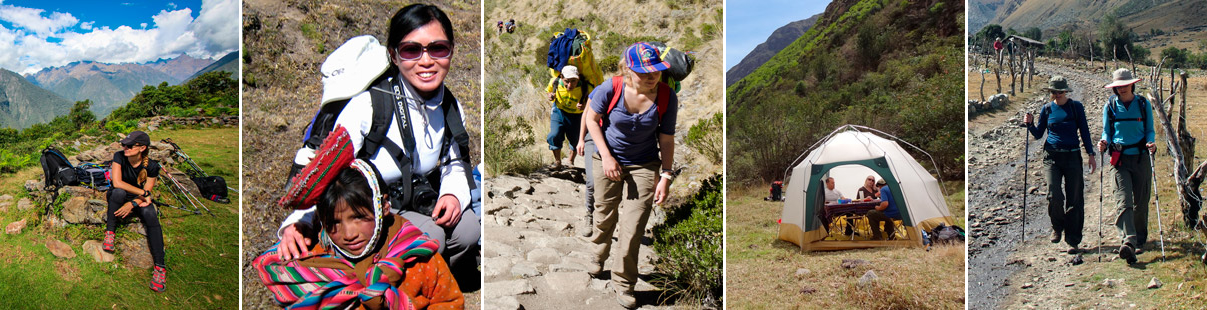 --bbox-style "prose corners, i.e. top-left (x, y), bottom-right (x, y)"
top-left (625, 42), bottom-right (670, 74)
top-left (320, 35), bottom-right (390, 105)
top-left (1103, 68), bottom-right (1142, 89)
top-left (1042, 76), bottom-right (1073, 92)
